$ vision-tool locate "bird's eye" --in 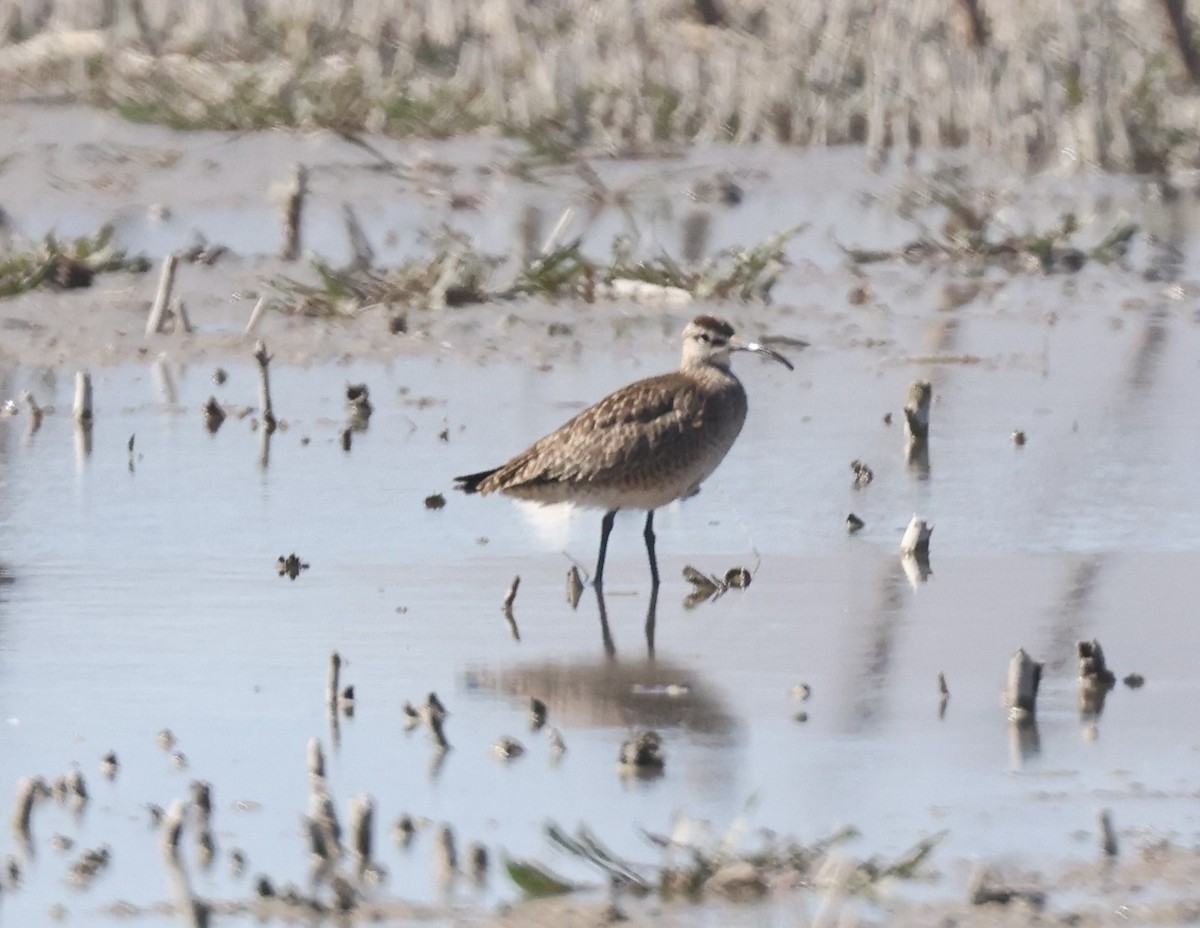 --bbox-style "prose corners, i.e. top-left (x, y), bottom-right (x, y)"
top-left (697, 333), bottom-right (710, 343)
